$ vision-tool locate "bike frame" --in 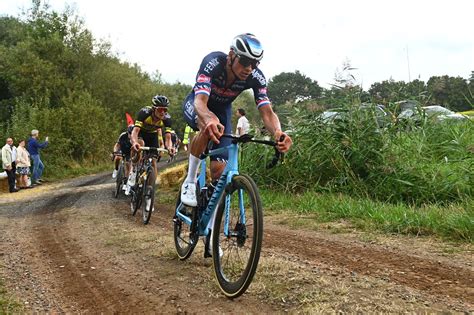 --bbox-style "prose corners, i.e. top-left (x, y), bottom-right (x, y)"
top-left (136, 147), bottom-right (167, 182)
top-left (176, 141), bottom-right (241, 237)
